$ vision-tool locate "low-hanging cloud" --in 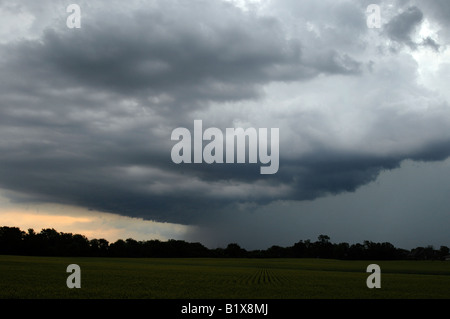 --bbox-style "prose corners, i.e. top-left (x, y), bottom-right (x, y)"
top-left (1, 0), bottom-right (450, 226)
